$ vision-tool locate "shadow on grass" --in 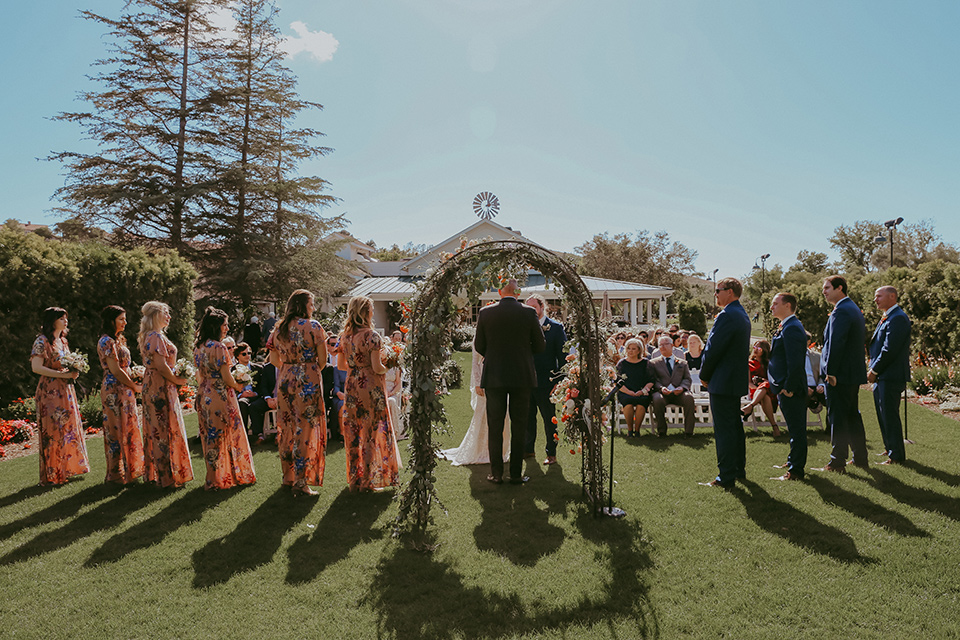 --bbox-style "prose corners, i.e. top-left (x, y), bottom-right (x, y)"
top-left (0, 482), bottom-right (114, 543)
top-left (365, 513), bottom-right (658, 639)
top-left (468, 462), bottom-right (581, 566)
top-left (806, 475), bottom-right (929, 538)
top-left (853, 468), bottom-right (960, 522)
top-left (85, 486), bottom-right (235, 566)
top-left (191, 486), bottom-right (314, 588)
top-left (285, 488), bottom-right (393, 585)
top-left (627, 432), bottom-right (711, 451)
top-left (733, 480), bottom-right (875, 565)
top-left (0, 484), bottom-right (49, 510)
top-left (902, 459), bottom-right (960, 488)
top-left (0, 484), bottom-right (168, 565)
